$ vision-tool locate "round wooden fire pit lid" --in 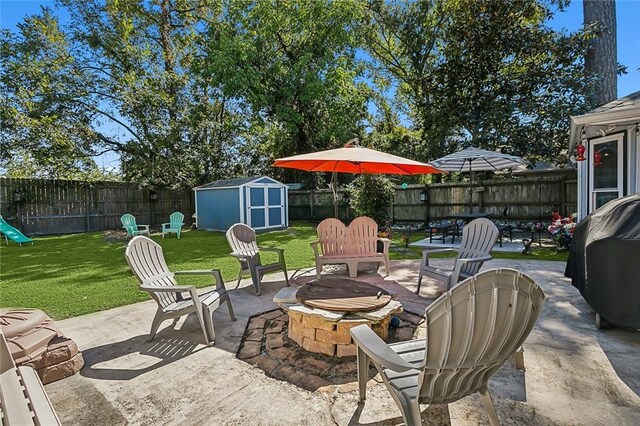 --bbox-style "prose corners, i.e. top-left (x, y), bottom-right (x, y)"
top-left (296, 278), bottom-right (391, 312)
